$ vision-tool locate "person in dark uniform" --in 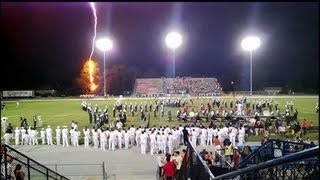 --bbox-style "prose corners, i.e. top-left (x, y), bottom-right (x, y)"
top-left (182, 126), bottom-right (189, 146)
top-left (293, 109), bottom-right (298, 121)
top-left (123, 112), bottom-right (127, 124)
top-left (168, 110), bottom-right (172, 121)
top-left (144, 104), bottom-right (148, 112)
top-left (113, 107), bottom-right (116, 118)
top-left (141, 112), bottom-right (146, 121)
top-left (134, 104), bottom-right (138, 112)
top-left (153, 108), bottom-right (157, 118)
top-left (33, 114), bottom-right (38, 129)
top-left (93, 112), bottom-right (97, 124)
top-left (149, 104), bottom-right (153, 112)
top-left (88, 109), bottom-right (93, 124)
